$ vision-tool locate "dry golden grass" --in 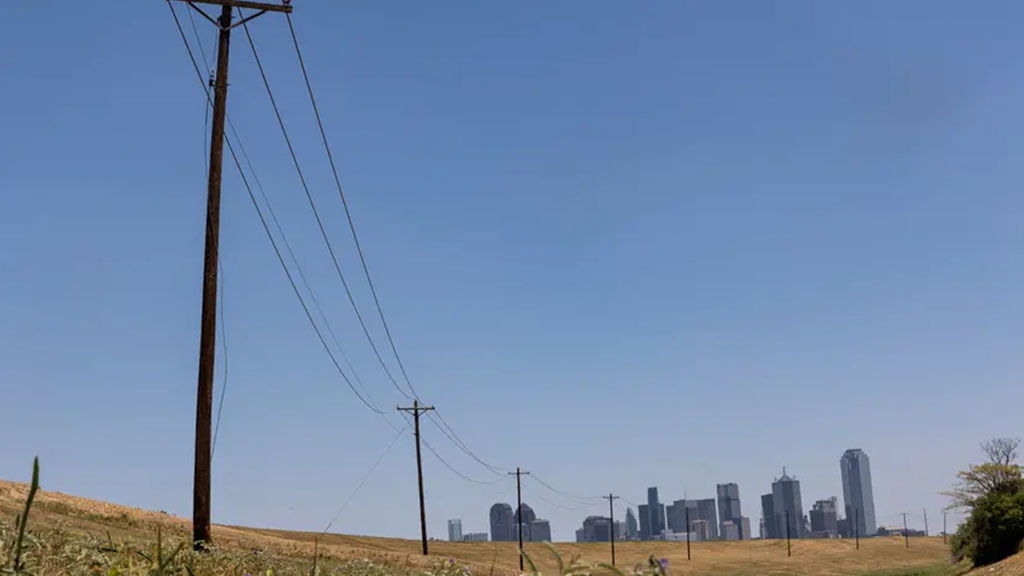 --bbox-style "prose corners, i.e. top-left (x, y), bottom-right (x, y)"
top-left (0, 479), bottom-right (966, 576)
